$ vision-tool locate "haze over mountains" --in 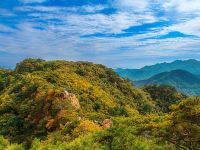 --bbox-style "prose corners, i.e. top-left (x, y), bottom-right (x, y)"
top-left (135, 70), bottom-right (200, 96)
top-left (115, 59), bottom-right (200, 81)
top-left (115, 59), bottom-right (200, 96)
